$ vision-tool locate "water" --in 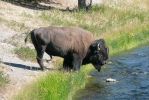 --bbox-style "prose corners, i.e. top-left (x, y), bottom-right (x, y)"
top-left (73, 46), bottom-right (149, 100)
